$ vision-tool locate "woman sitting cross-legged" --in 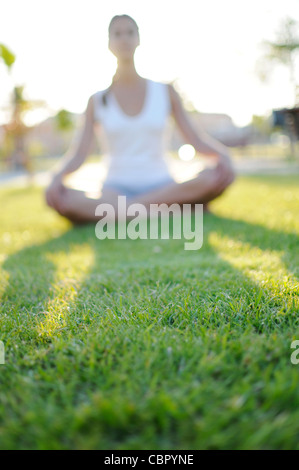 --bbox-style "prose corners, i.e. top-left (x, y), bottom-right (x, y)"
top-left (45, 14), bottom-right (235, 225)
